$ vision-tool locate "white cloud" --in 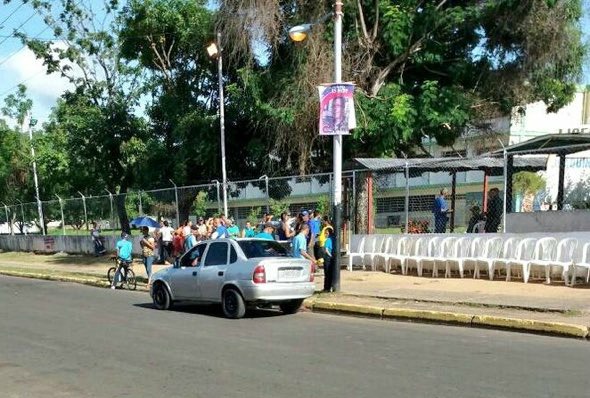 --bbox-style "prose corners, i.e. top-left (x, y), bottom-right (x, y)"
top-left (1, 44), bottom-right (74, 125)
